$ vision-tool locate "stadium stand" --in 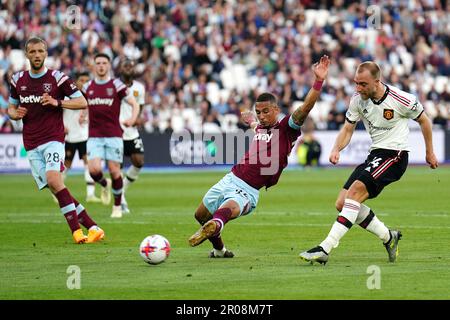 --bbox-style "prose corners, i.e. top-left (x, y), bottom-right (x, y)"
top-left (0, 0), bottom-right (449, 133)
